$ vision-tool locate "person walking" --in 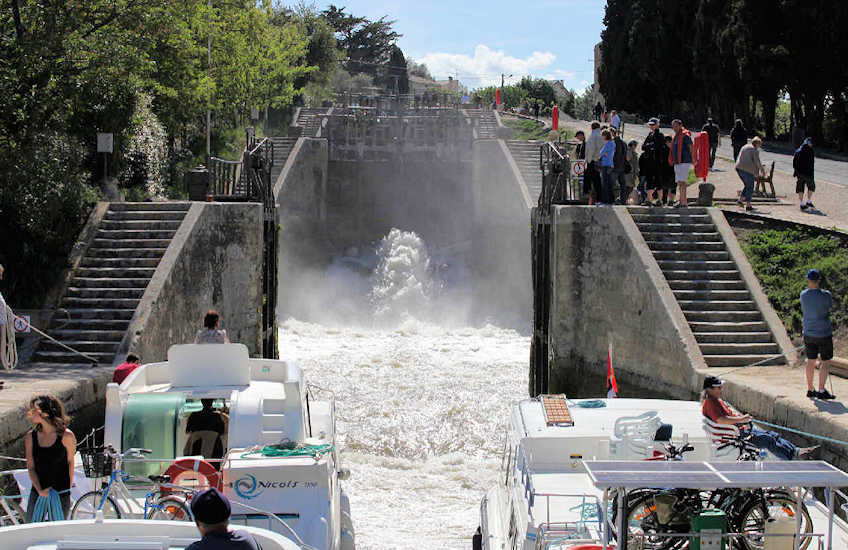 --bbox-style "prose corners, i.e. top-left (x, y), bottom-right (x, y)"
top-left (794, 137), bottom-right (816, 210)
top-left (701, 117), bottom-right (720, 168)
top-left (533, 100), bottom-right (540, 120)
top-left (702, 376), bottom-right (817, 460)
top-left (195, 309), bottom-right (230, 344)
top-left (187, 488), bottom-right (260, 550)
top-left (641, 118), bottom-right (665, 205)
top-left (24, 395), bottom-right (76, 521)
top-left (585, 122), bottom-right (604, 204)
top-left (730, 119), bottom-right (747, 161)
top-left (734, 136), bottom-right (764, 211)
top-left (611, 128), bottom-right (628, 204)
top-left (598, 129), bottom-right (616, 204)
top-left (593, 102), bottom-right (603, 122)
top-left (662, 136), bottom-right (676, 205)
top-left (802, 269), bottom-right (835, 400)
top-left (670, 119), bottom-right (694, 208)
top-left (610, 110), bottom-right (621, 133)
